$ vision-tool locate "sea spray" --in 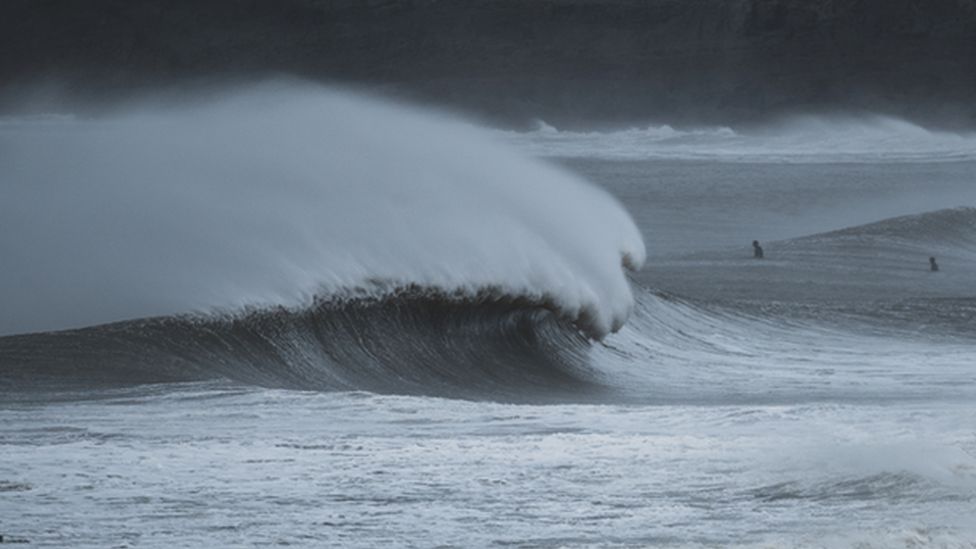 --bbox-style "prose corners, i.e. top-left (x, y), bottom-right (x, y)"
top-left (0, 82), bottom-right (645, 337)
